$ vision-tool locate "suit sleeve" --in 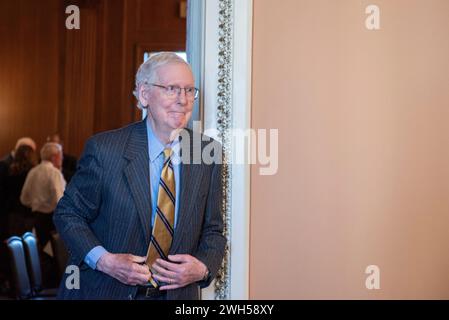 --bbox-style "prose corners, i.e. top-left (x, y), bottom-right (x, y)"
top-left (195, 162), bottom-right (227, 288)
top-left (53, 137), bottom-right (104, 266)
